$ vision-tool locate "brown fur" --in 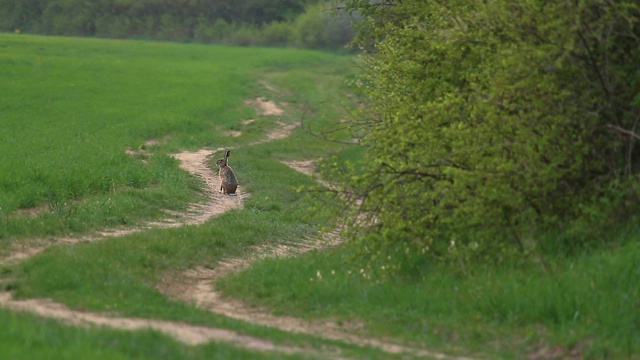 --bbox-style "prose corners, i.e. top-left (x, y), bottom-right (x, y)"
top-left (215, 150), bottom-right (238, 195)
